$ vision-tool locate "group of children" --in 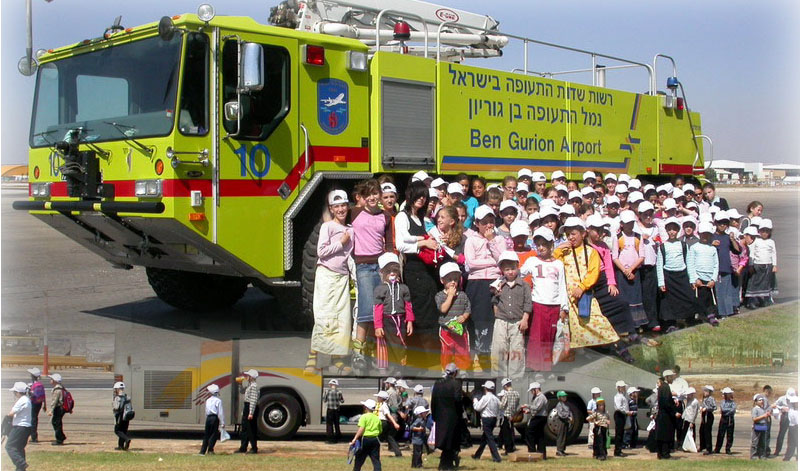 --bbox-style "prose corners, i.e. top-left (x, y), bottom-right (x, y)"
top-left (306, 169), bottom-right (779, 376)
